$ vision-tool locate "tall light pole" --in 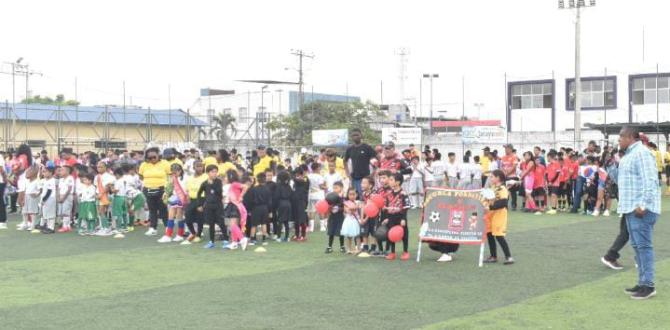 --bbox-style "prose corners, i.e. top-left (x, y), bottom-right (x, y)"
top-left (259, 85), bottom-right (268, 145)
top-left (559, 0), bottom-right (596, 150)
top-left (423, 73), bottom-right (439, 135)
